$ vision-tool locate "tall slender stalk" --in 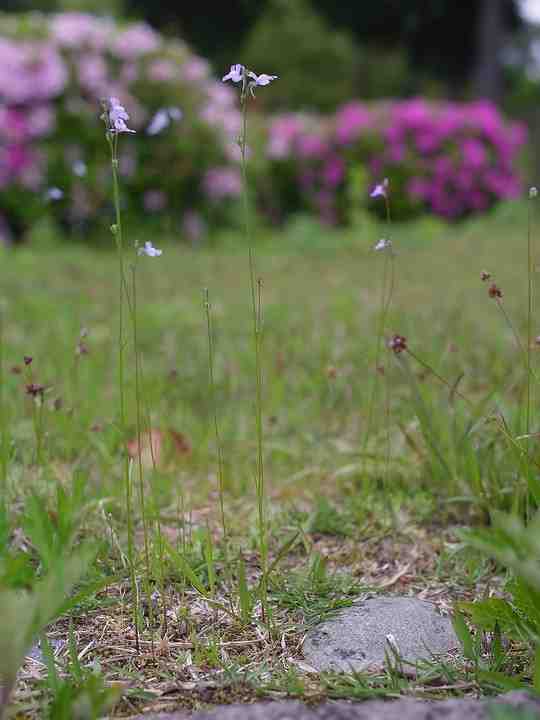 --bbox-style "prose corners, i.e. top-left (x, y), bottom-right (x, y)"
top-left (494, 297), bottom-right (537, 384)
top-left (404, 347), bottom-right (473, 409)
top-left (361, 191), bottom-right (395, 491)
top-left (0, 309), bottom-right (7, 507)
top-left (141, 376), bottom-right (167, 634)
top-left (130, 263), bottom-right (154, 649)
top-left (527, 192), bottom-right (534, 438)
top-left (239, 90), bottom-right (268, 625)
top-left (108, 130), bottom-right (139, 651)
top-left (204, 290), bottom-right (228, 546)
